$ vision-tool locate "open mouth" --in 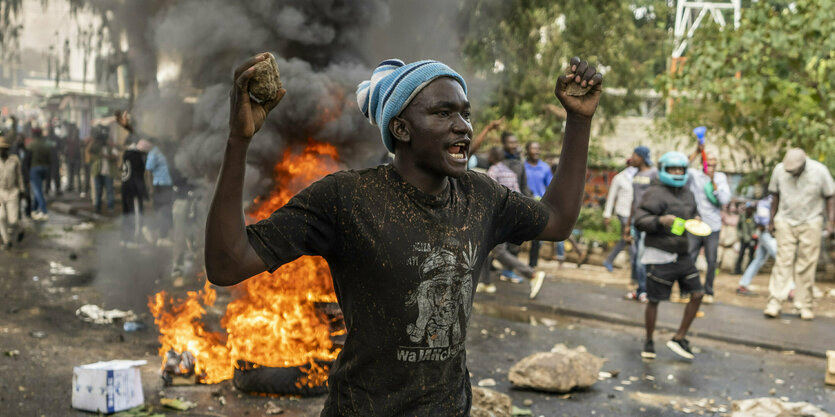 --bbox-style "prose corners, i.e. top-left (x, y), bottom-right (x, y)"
top-left (447, 140), bottom-right (469, 161)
